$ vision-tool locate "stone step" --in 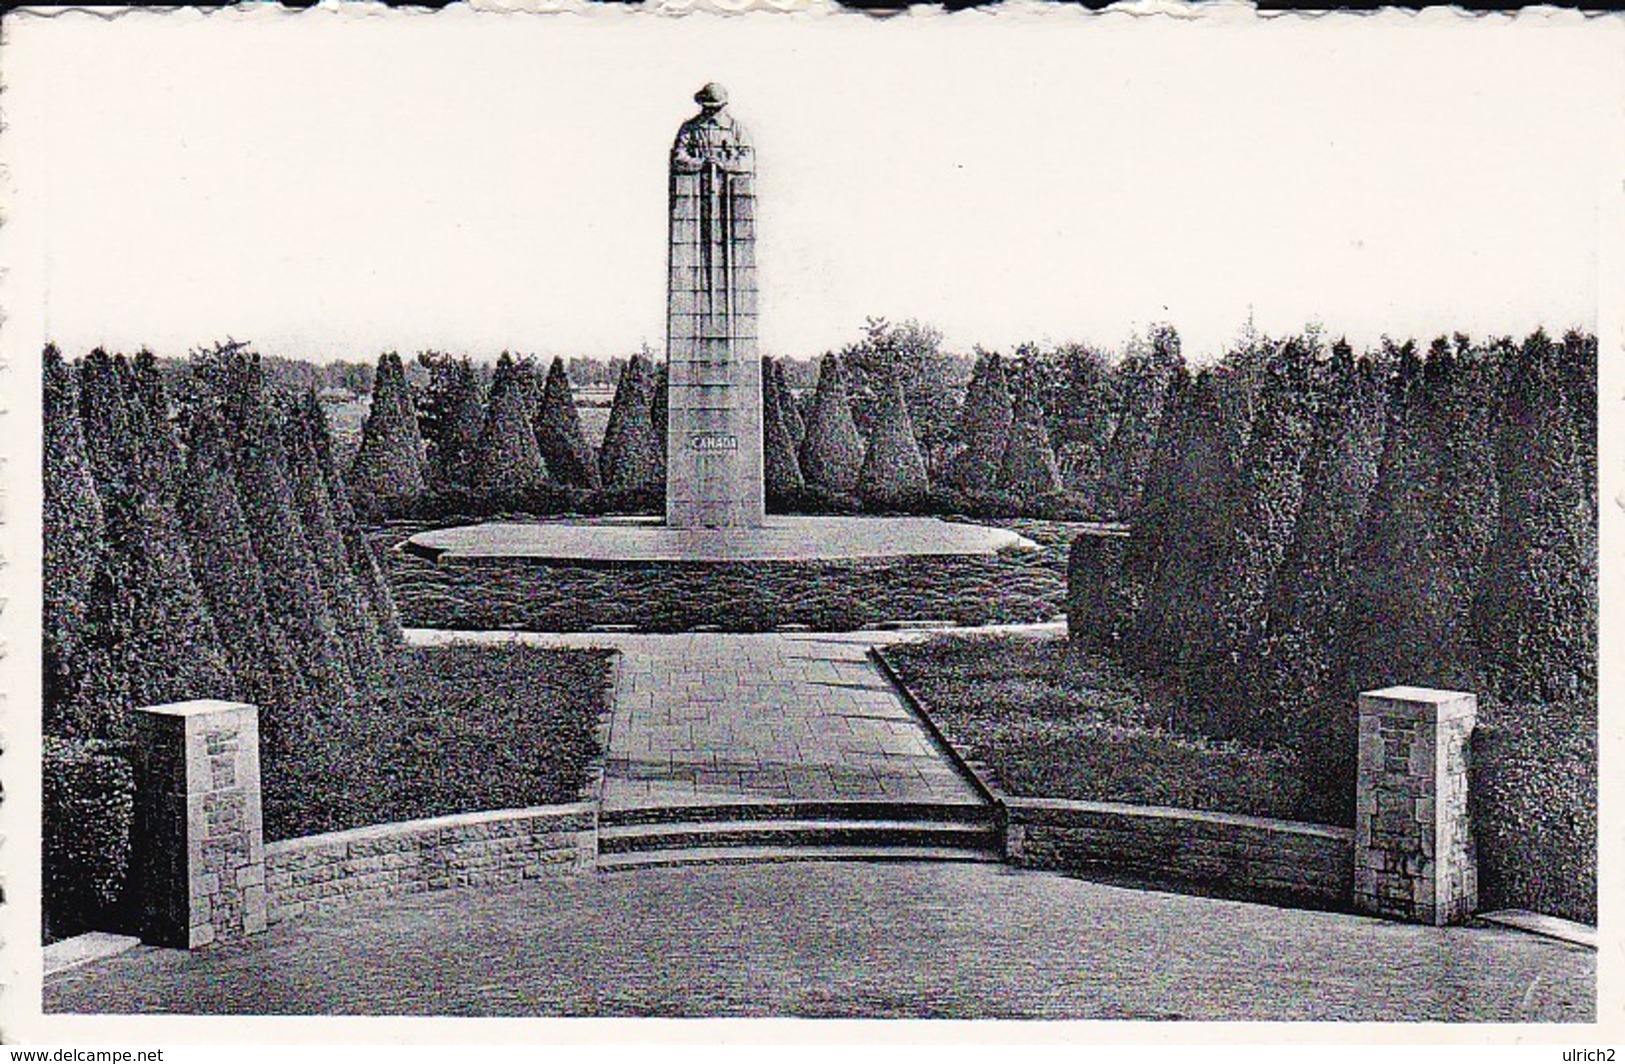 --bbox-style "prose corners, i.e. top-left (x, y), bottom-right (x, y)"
top-left (599, 817), bottom-right (999, 855)
top-left (597, 844), bottom-right (1002, 873)
top-left (599, 798), bottom-right (995, 829)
